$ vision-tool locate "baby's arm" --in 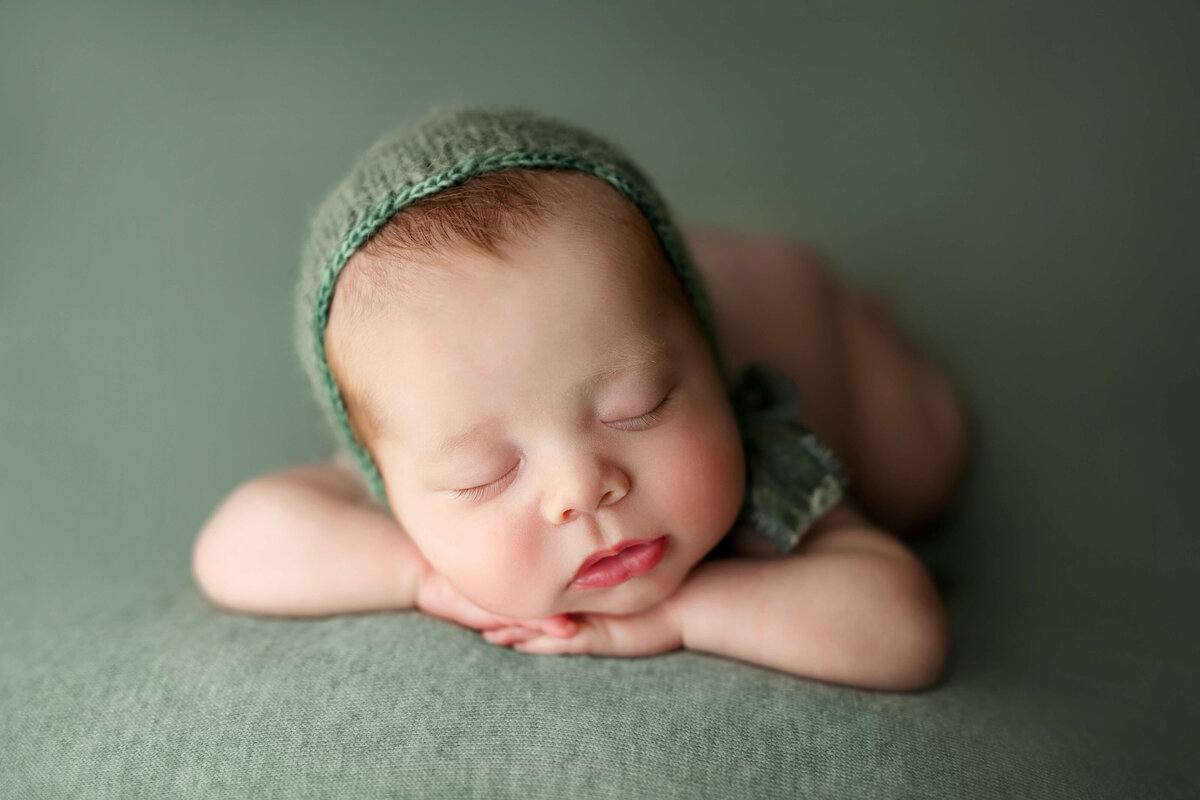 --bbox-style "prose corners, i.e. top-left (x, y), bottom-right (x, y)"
top-left (191, 460), bottom-right (426, 616)
top-left (673, 502), bottom-right (949, 690)
top-left (192, 460), bottom-right (577, 638)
